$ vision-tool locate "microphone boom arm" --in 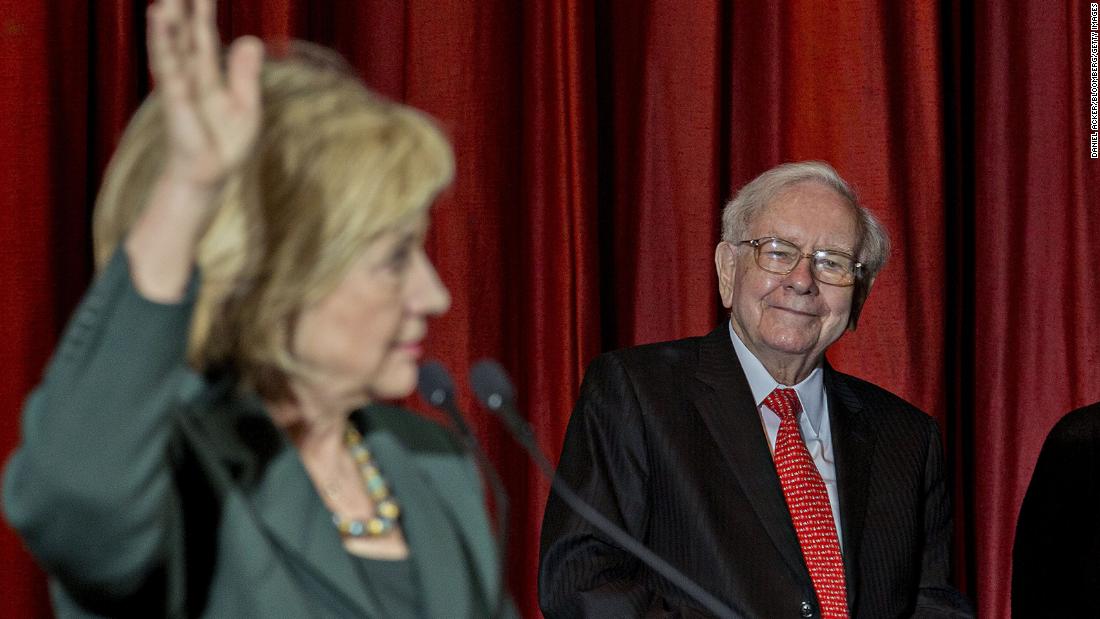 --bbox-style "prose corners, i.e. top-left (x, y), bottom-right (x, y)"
top-left (470, 360), bottom-right (741, 619)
